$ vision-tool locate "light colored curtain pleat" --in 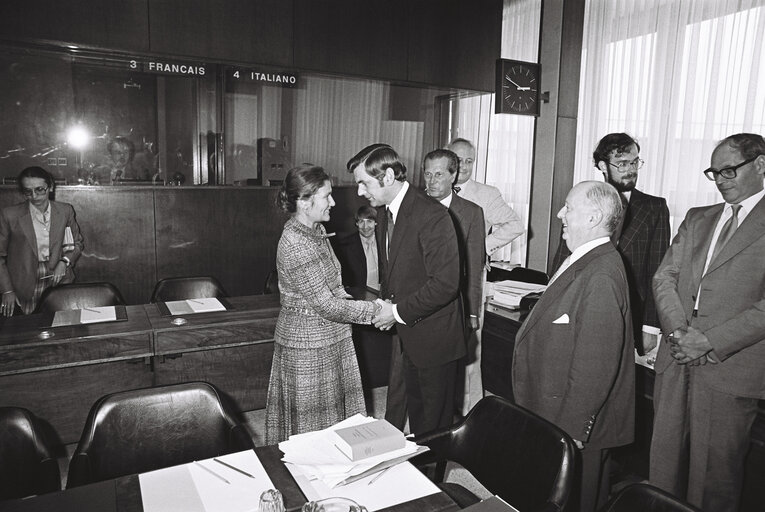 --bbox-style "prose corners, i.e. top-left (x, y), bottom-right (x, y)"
top-left (576, 0), bottom-right (765, 233)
